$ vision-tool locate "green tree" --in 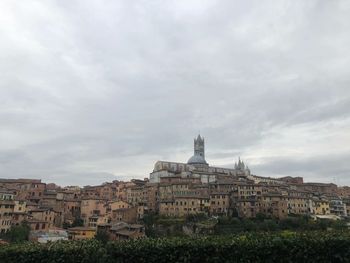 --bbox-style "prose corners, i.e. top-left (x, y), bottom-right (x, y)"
top-left (62, 222), bottom-right (71, 229)
top-left (255, 213), bottom-right (268, 221)
top-left (331, 219), bottom-right (347, 230)
top-left (186, 213), bottom-right (207, 223)
top-left (4, 222), bottom-right (30, 243)
top-left (95, 228), bottom-right (109, 244)
top-left (72, 218), bottom-right (84, 227)
top-left (142, 212), bottom-right (158, 237)
top-left (260, 219), bottom-right (279, 231)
